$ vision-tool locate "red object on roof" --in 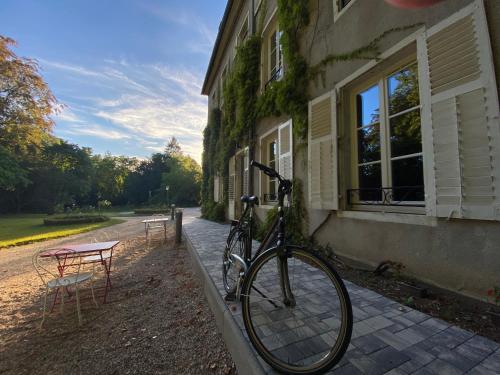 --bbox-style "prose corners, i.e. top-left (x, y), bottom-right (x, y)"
top-left (385, 0), bottom-right (444, 8)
